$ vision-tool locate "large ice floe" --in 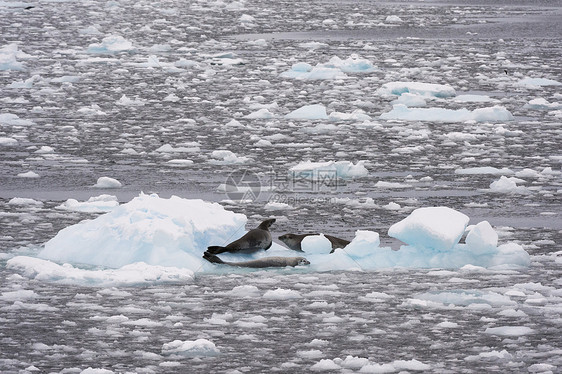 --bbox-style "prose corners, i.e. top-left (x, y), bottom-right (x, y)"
top-left (377, 81), bottom-right (514, 122)
top-left (289, 160), bottom-right (369, 179)
top-left (7, 195), bottom-right (530, 285)
top-left (380, 104), bottom-right (514, 122)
